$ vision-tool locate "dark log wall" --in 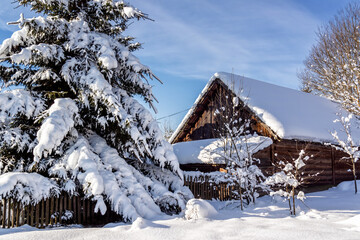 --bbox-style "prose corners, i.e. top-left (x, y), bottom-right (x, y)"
top-left (257, 140), bottom-right (360, 186)
top-left (182, 140), bottom-right (360, 186)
